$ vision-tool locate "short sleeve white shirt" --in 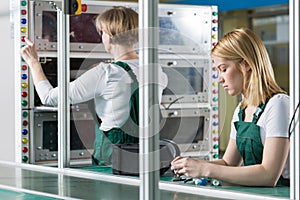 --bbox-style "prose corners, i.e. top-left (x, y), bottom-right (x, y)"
top-left (230, 94), bottom-right (290, 178)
